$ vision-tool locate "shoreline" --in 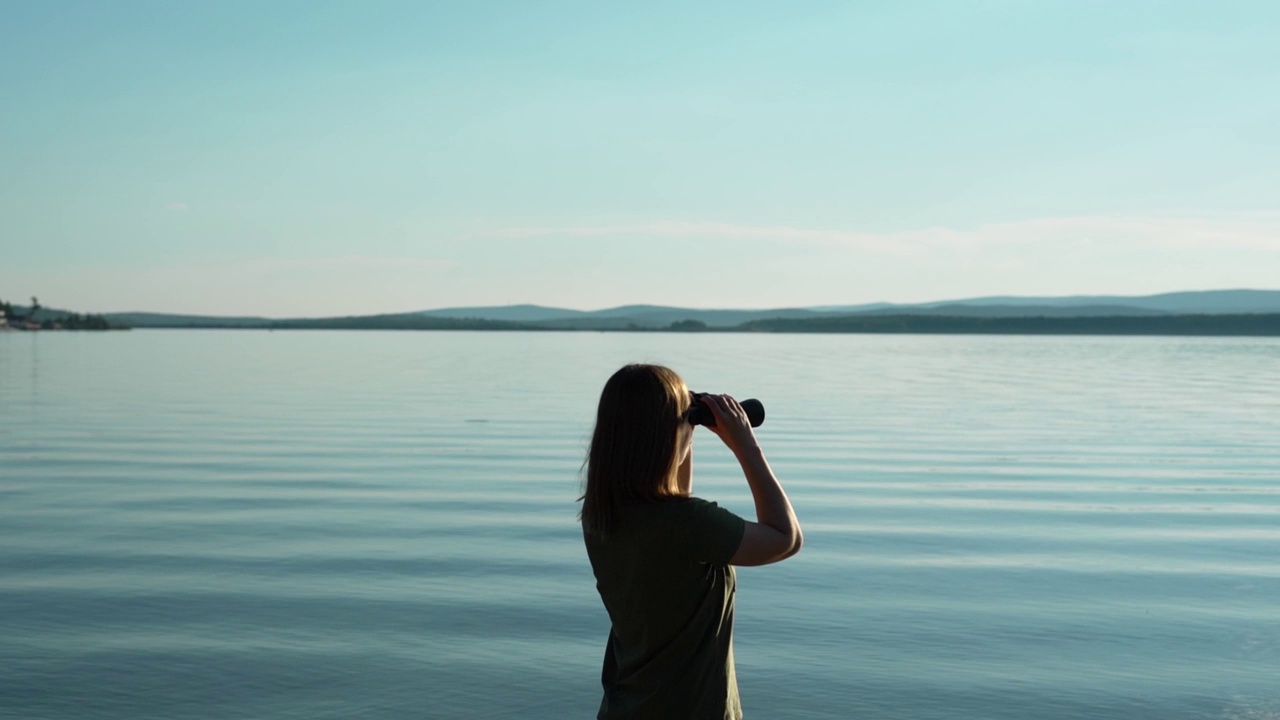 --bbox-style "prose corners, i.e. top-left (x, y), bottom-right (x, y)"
top-left (87, 312), bottom-right (1280, 337)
